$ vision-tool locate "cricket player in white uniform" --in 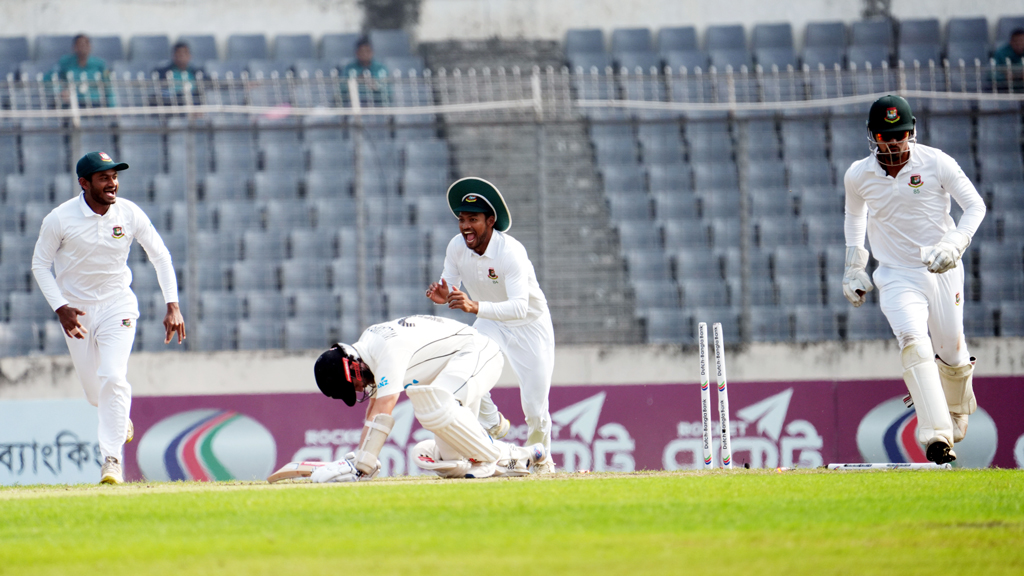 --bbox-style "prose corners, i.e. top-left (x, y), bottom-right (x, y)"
top-left (843, 96), bottom-right (986, 464)
top-left (31, 151), bottom-right (186, 484)
top-left (310, 315), bottom-right (546, 481)
top-left (425, 177), bottom-right (557, 474)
